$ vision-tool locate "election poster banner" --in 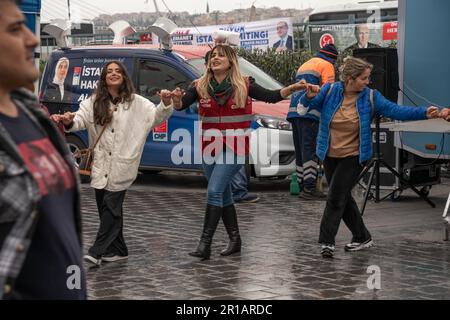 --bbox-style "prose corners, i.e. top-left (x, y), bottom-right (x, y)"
top-left (72, 57), bottom-right (134, 103)
top-left (42, 55), bottom-right (135, 115)
top-left (154, 17), bottom-right (295, 51)
top-left (309, 21), bottom-right (398, 53)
